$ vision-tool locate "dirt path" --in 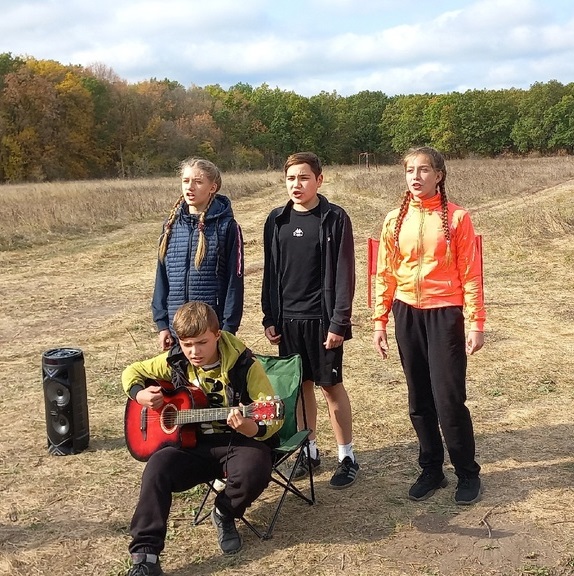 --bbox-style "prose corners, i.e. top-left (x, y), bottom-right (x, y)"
top-left (470, 178), bottom-right (574, 215)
